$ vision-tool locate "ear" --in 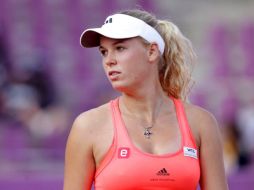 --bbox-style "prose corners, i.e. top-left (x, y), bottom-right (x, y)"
top-left (147, 43), bottom-right (160, 63)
